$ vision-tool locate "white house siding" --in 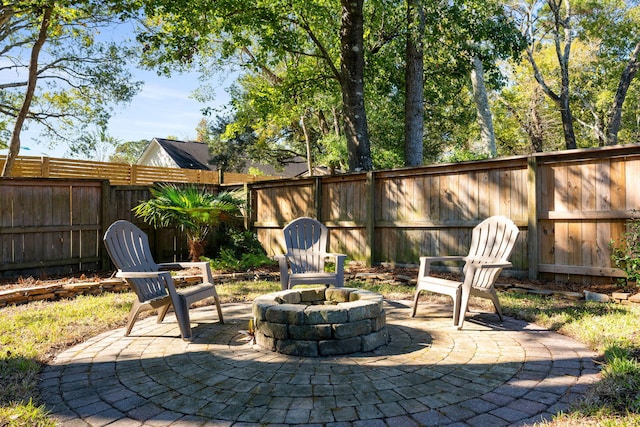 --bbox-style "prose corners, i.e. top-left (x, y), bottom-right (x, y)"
top-left (137, 140), bottom-right (180, 168)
